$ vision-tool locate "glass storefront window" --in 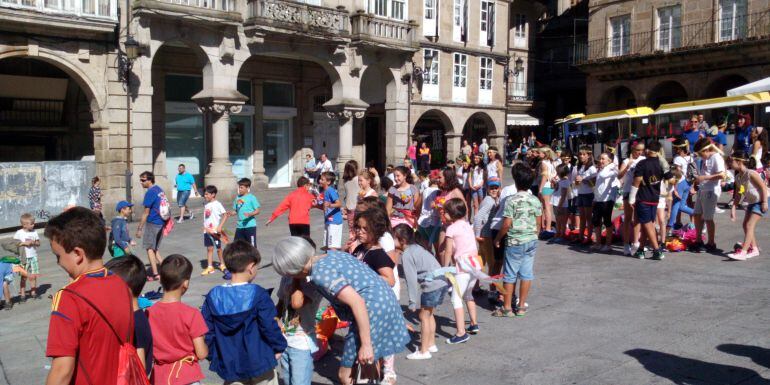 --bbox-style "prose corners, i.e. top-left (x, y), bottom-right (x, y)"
top-left (165, 113), bottom-right (205, 189)
top-left (230, 115), bottom-right (253, 179)
top-left (264, 119), bottom-right (292, 187)
top-left (263, 82), bottom-right (294, 107)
